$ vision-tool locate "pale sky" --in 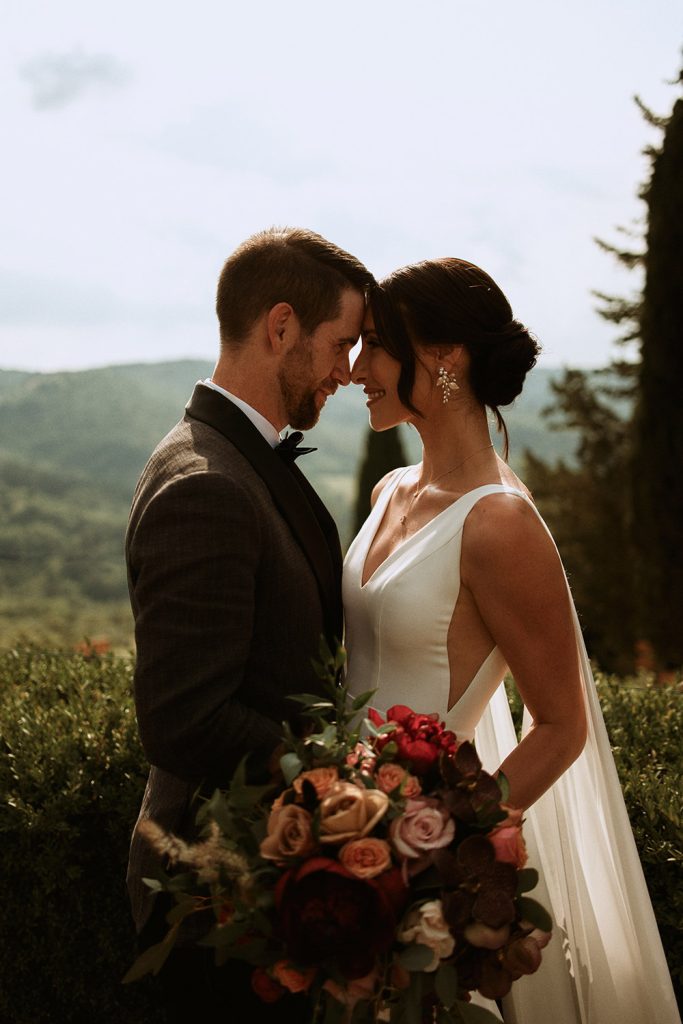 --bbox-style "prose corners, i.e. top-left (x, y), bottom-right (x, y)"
top-left (1, 1), bottom-right (681, 372)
